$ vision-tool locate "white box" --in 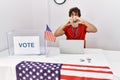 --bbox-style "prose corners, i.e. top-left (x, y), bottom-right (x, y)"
top-left (7, 29), bottom-right (46, 55)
